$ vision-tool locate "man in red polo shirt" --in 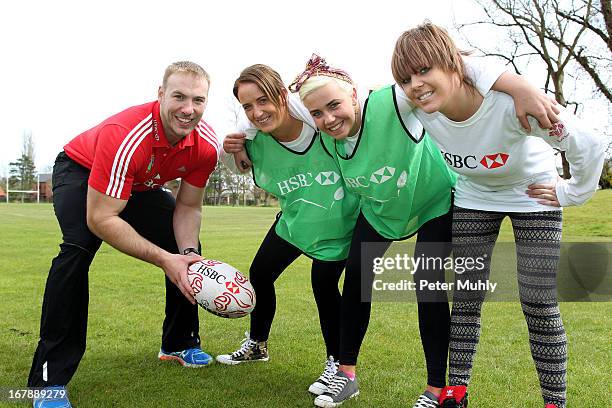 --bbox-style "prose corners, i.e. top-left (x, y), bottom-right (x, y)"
top-left (28, 61), bottom-right (219, 407)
